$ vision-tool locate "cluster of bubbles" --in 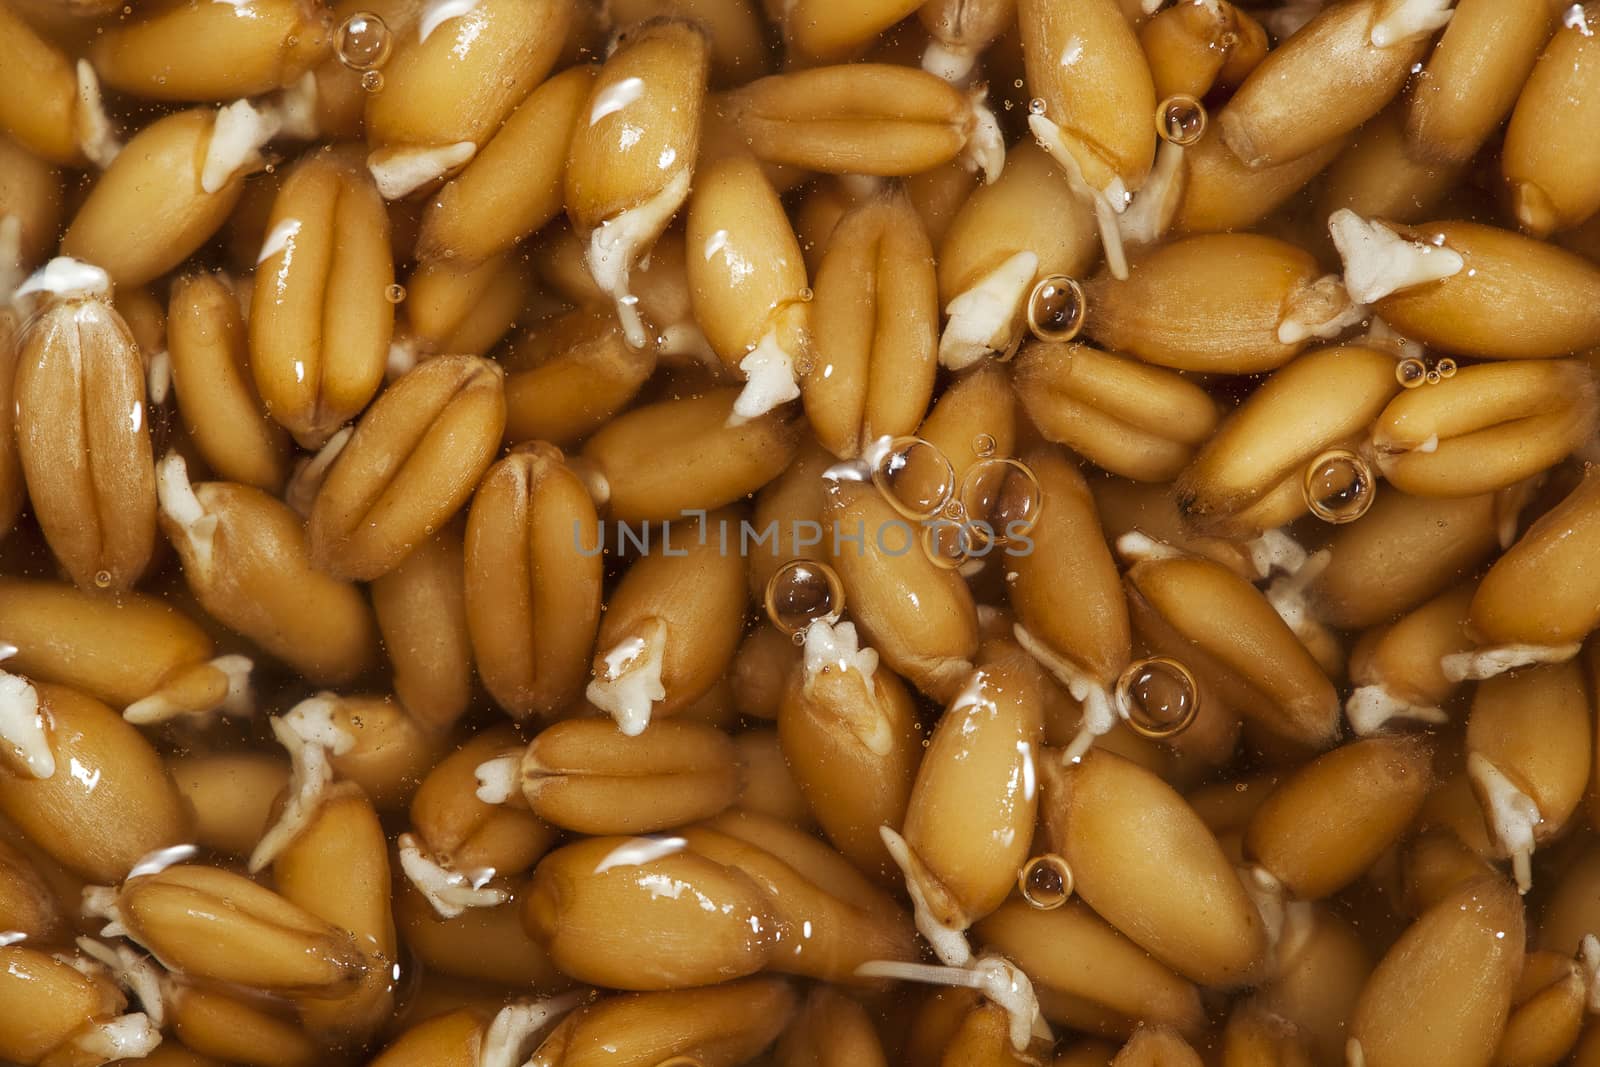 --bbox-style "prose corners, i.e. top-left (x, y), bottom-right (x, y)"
top-left (1396, 355), bottom-right (1459, 388)
top-left (872, 435), bottom-right (1046, 571)
top-left (762, 437), bottom-right (1047, 634)
top-left (1018, 853), bottom-right (1074, 910)
top-left (1303, 447), bottom-right (1376, 524)
top-left (336, 11), bottom-right (394, 93)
